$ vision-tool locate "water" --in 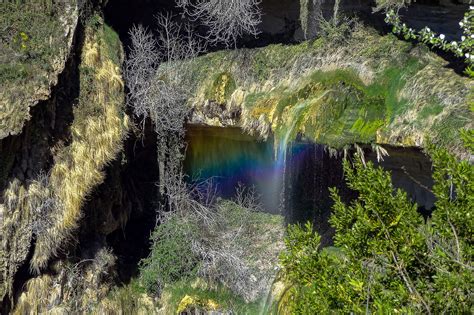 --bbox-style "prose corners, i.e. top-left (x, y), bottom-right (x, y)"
top-left (183, 118), bottom-right (333, 218)
top-left (184, 125), bottom-right (280, 212)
